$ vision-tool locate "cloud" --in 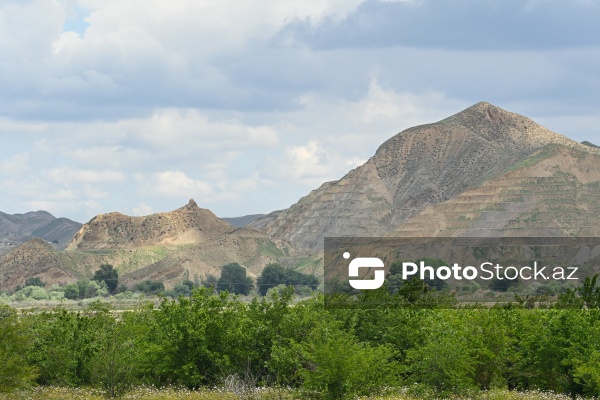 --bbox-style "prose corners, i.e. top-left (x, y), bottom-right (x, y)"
top-left (132, 203), bottom-right (154, 216)
top-left (0, 153), bottom-right (31, 176)
top-left (141, 171), bottom-right (213, 198)
top-left (0, 0), bottom-right (598, 222)
top-left (46, 168), bottom-right (125, 184)
top-left (283, 0), bottom-right (600, 51)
